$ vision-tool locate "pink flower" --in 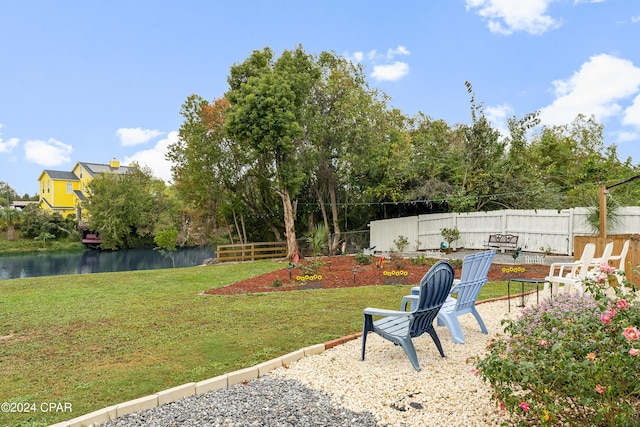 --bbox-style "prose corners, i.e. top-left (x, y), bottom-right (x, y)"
top-left (606, 308), bottom-right (617, 318)
top-left (519, 402), bottom-right (530, 413)
top-left (629, 348), bottom-right (639, 356)
top-left (539, 339), bottom-right (547, 347)
top-left (471, 369), bottom-right (478, 376)
top-left (595, 385), bottom-right (605, 394)
top-left (499, 401), bottom-right (505, 411)
top-left (623, 326), bottom-right (640, 341)
top-left (598, 263), bottom-right (616, 274)
top-left (617, 299), bottom-right (630, 309)
top-left (601, 314), bottom-right (612, 324)
top-left (595, 272), bottom-right (608, 284)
